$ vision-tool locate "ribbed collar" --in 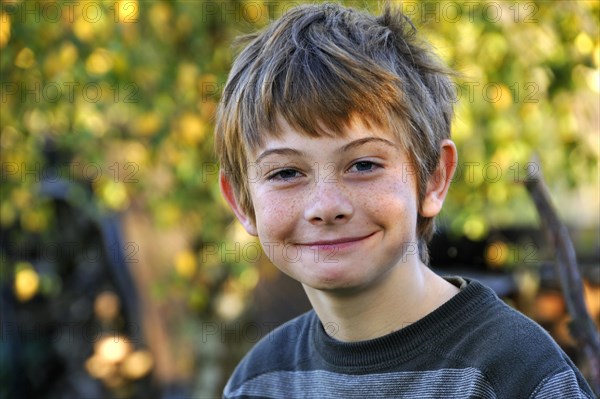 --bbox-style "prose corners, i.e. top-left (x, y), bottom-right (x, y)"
top-left (311, 278), bottom-right (497, 369)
